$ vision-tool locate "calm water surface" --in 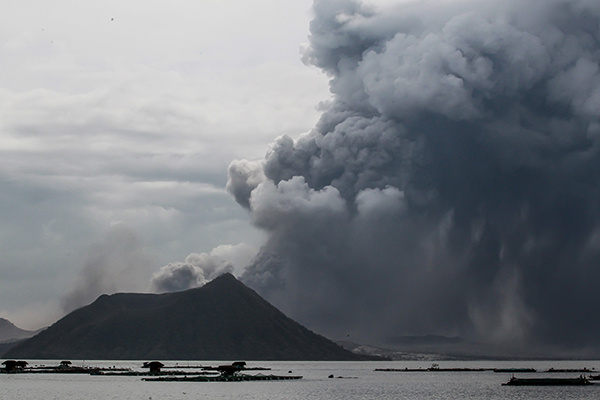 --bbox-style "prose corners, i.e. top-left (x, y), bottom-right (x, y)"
top-left (2, 360), bottom-right (600, 399)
